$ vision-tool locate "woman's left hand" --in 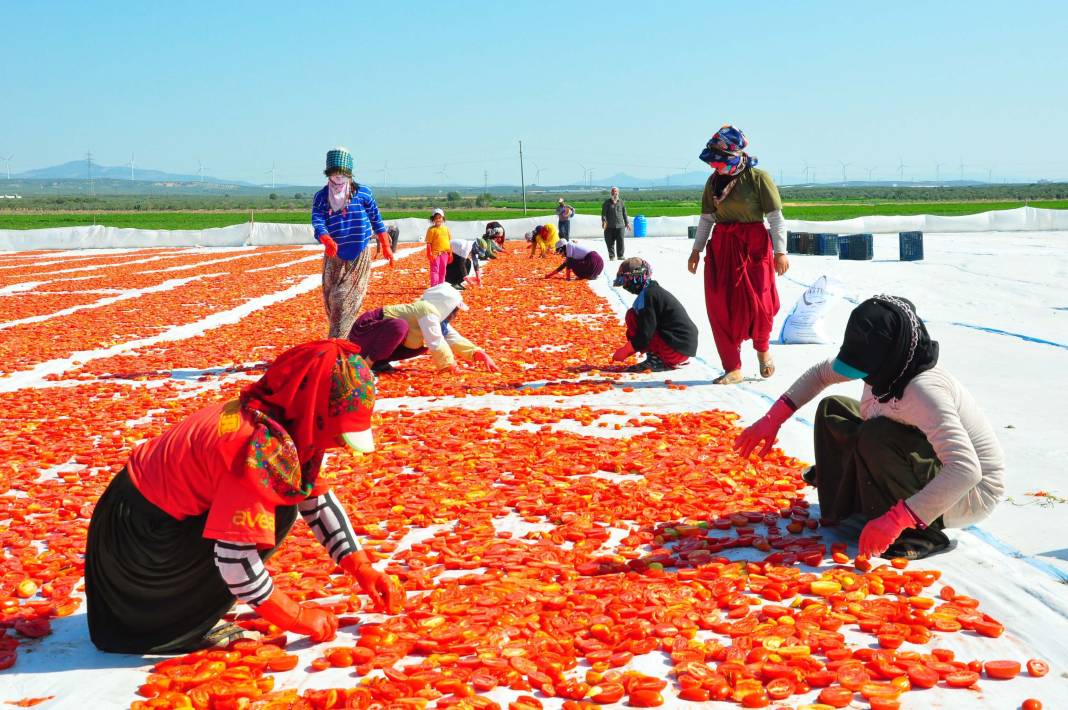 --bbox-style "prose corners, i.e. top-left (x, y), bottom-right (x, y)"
top-left (774, 253), bottom-right (790, 276)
